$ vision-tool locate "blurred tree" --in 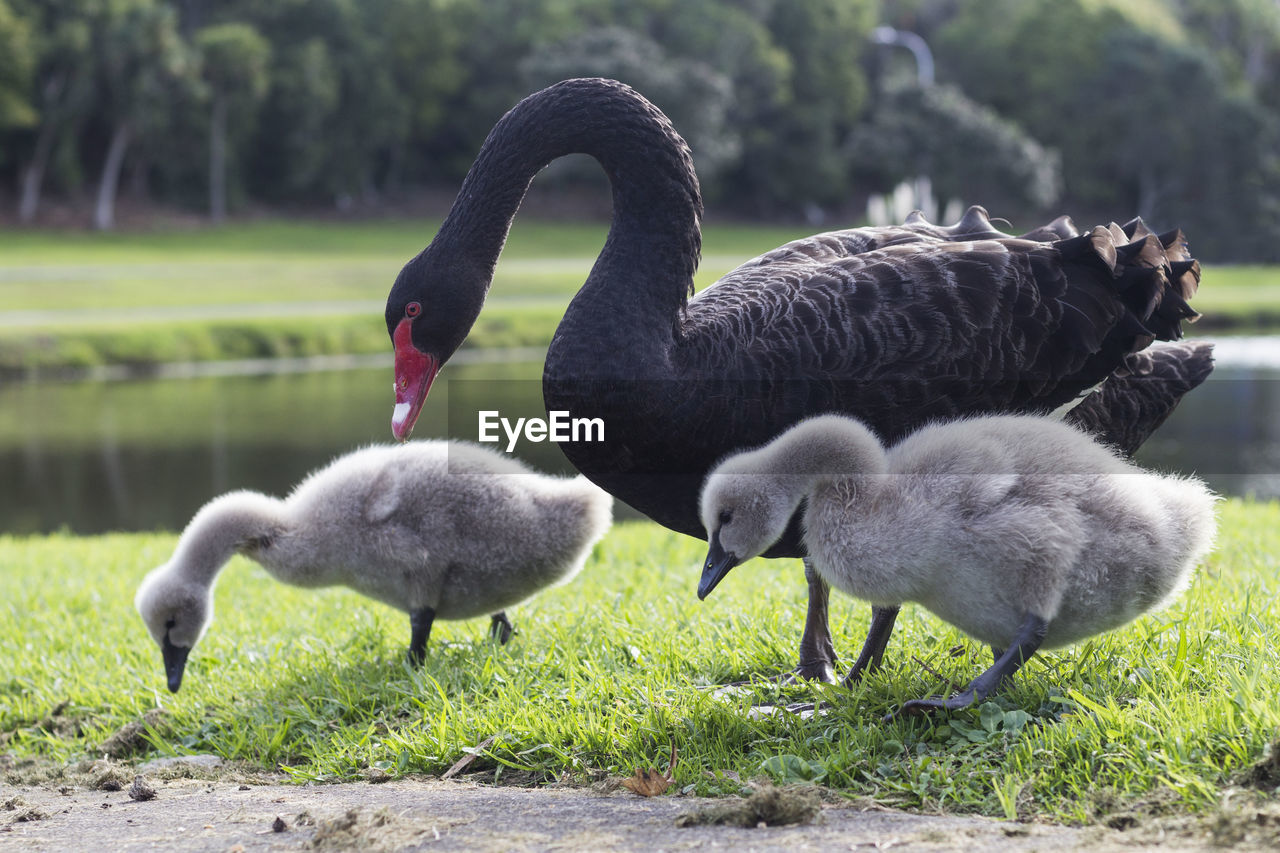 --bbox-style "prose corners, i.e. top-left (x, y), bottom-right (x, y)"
top-left (760, 0), bottom-right (876, 211)
top-left (560, 0), bottom-right (877, 214)
top-left (0, 0), bottom-right (35, 132)
top-left (228, 0), bottom-right (415, 206)
top-left (714, 0), bottom-right (877, 214)
top-left (847, 82), bottom-right (1061, 216)
top-left (2, 0), bottom-right (1277, 259)
top-left (246, 36), bottom-right (338, 201)
top-left (935, 0), bottom-right (1280, 259)
top-left (88, 0), bottom-right (195, 229)
top-left (195, 22), bottom-right (269, 222)
top-left (8, 0), bottom-right (94, 222)
top-left (1092, 25), bottom-right (1280, 260)
top-left (1172, 0), bottom-right (1280, 113)
top-left (421, 0), bottom-right (580, 181)
top-left (578, 0), bottom-right (792, 206)
top-left (520, 26), bottom-right (737, 183)
top-left (374, 0), bottom-right (466, 194)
